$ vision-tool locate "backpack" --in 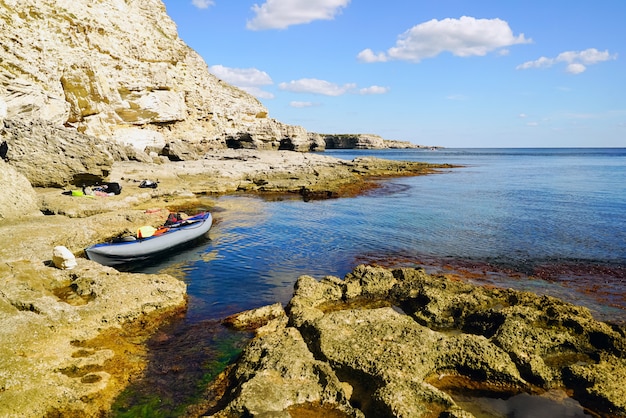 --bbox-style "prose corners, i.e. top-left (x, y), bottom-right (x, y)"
top-left (165, 212), bottom-right (183, 226)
